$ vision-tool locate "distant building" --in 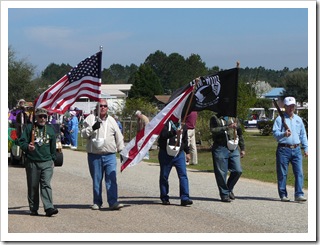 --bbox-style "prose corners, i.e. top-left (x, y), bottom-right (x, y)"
top-left (73, 84), bottom-right (132, 115)
top-left (154, 95), bottom-right (170, 110)
top-left (262, 87), bottom-right (285, 101)
top-left (262, 87), bottom-right (307, 108)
